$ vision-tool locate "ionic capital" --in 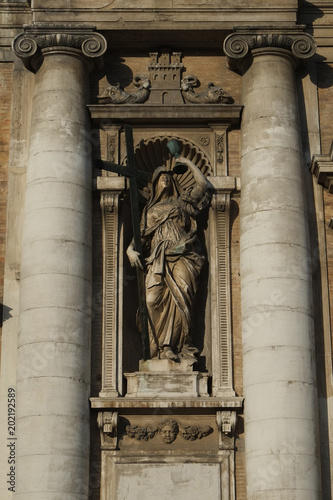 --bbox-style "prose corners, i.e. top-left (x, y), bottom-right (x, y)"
top-left (12, 24), bottom-right (107, 72)
top-left (223, 26), bottom-right (316, 72)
